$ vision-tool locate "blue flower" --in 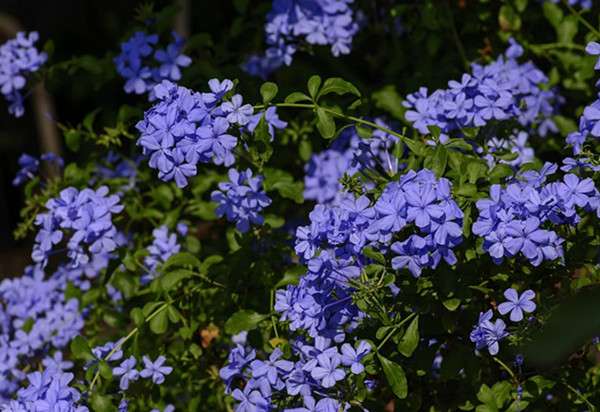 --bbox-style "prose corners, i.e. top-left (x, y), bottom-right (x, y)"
top-left (113, 356), bottom-right (139, 390)
top-left (498, 288), bottom-right (536, 322)
top-left (140, 355), bottom-right (173, 384)
top-left (309, 352), bottom-right (346, 388)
